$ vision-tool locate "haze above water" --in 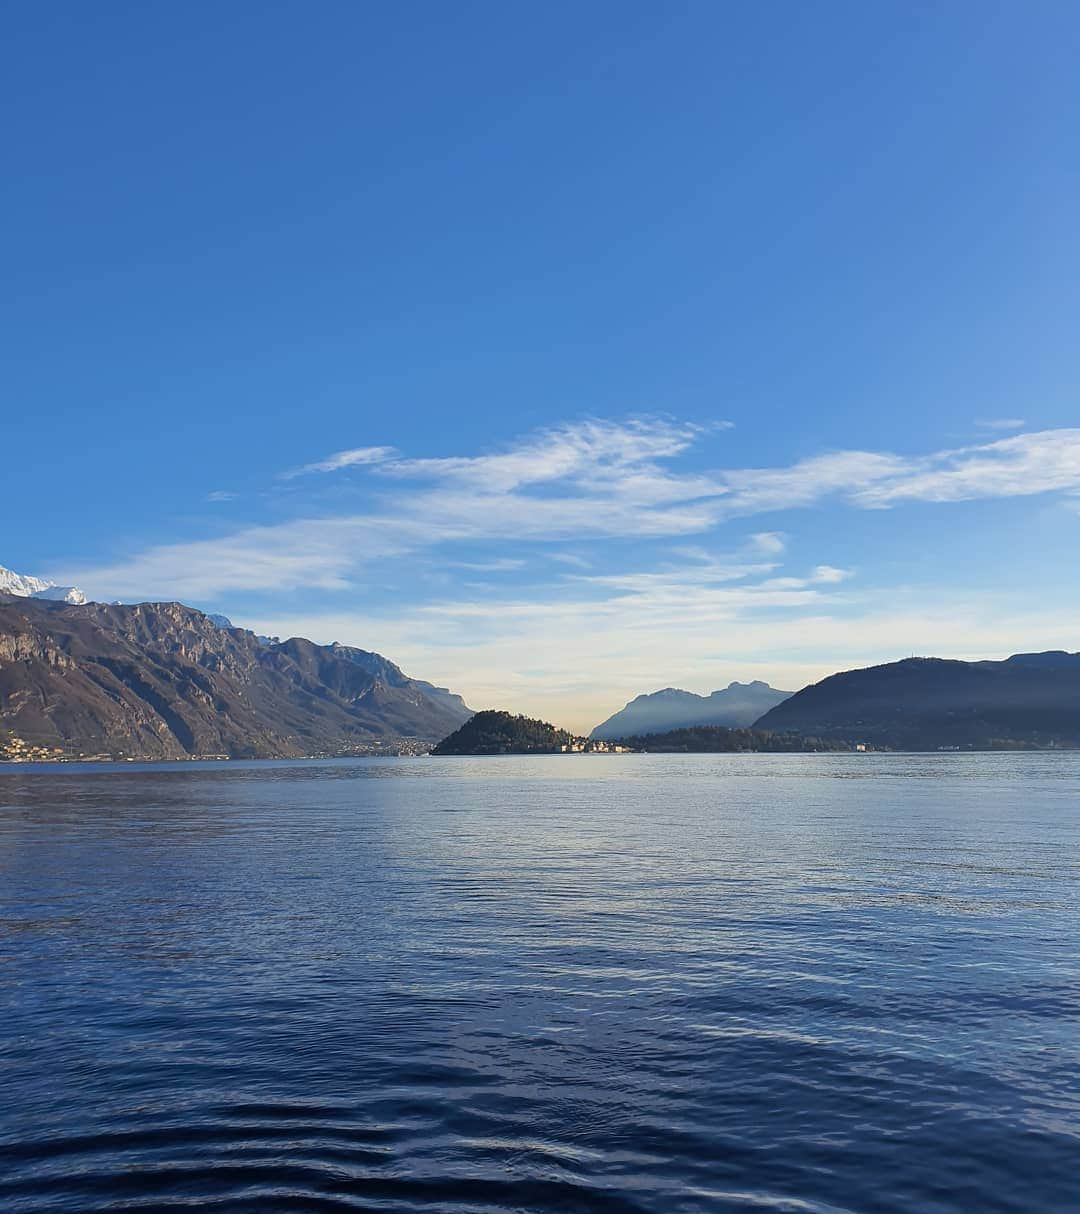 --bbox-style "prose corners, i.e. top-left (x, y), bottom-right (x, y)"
top-left (1, 754), bottom-right (1077, 1213)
